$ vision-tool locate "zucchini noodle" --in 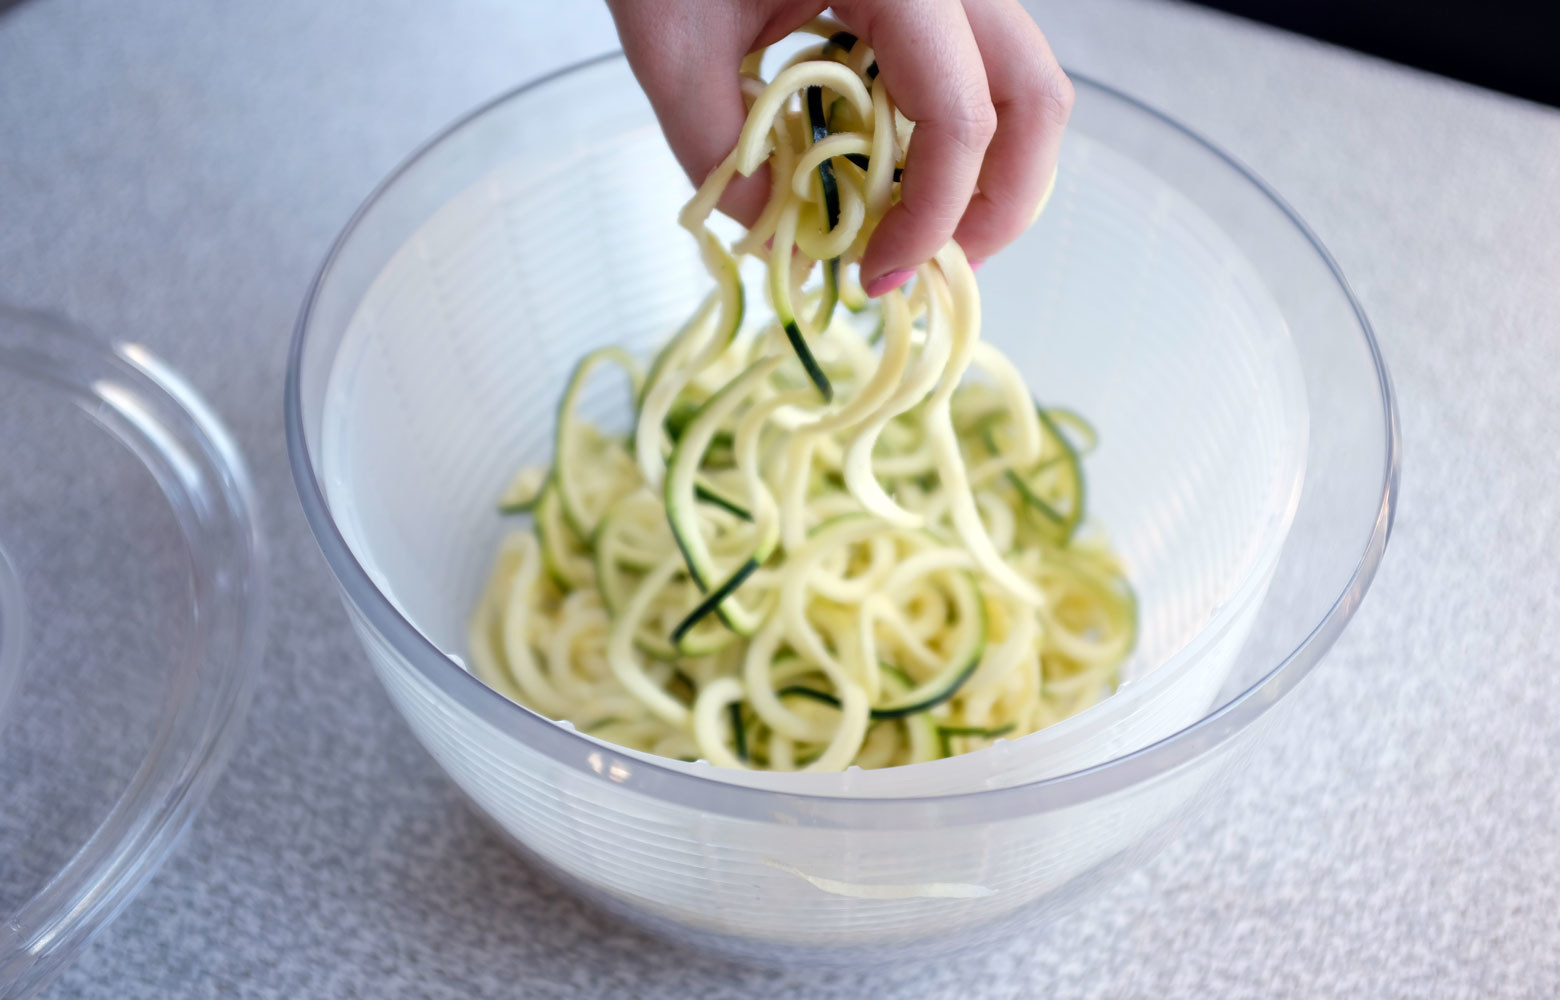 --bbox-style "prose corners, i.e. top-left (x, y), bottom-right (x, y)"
top-left (469, 26), bottom-right (1136, 772)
